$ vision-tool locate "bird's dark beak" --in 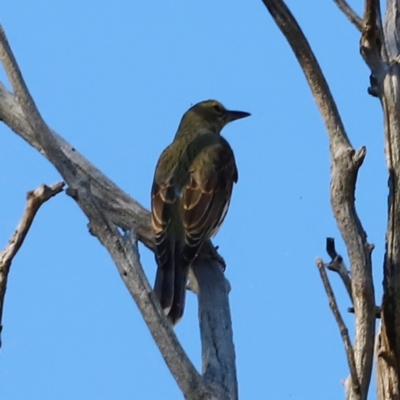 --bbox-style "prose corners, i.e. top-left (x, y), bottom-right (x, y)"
top-left (226, 110), bottom-right (251, 123)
